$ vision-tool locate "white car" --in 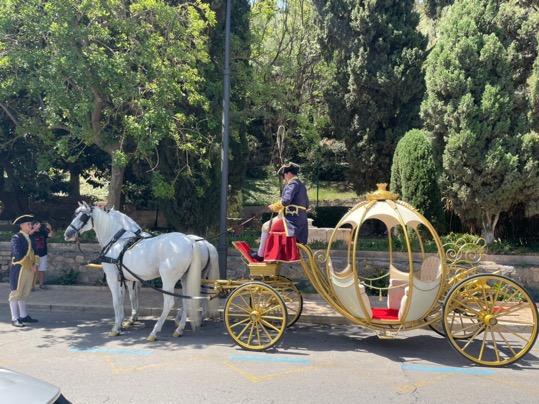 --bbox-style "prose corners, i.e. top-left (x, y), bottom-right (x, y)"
top-left (0, 368), bottom-right (68, 403)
